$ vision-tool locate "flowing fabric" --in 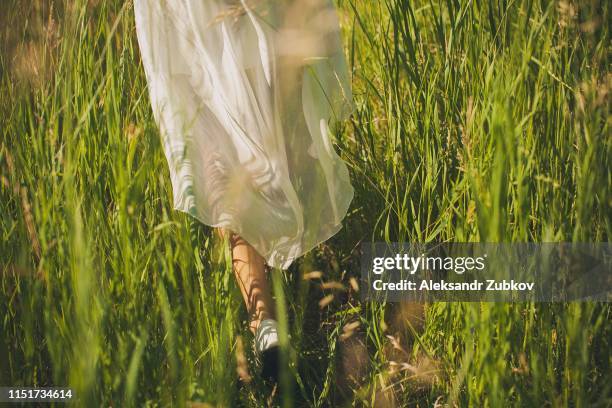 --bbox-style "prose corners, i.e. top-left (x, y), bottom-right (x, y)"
top-left (134, 0), bottom-right (354, 269)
